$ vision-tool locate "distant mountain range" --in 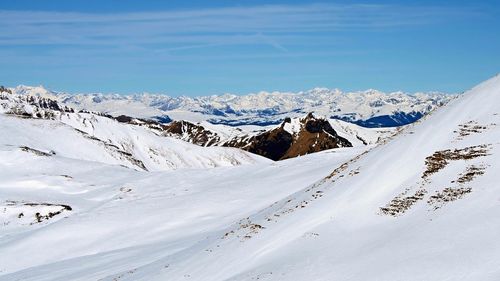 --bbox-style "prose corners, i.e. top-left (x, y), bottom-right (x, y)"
top-left (10, 85), bottom-right (456, 128)
top-left (0, 86), bottom-right (394, 161)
